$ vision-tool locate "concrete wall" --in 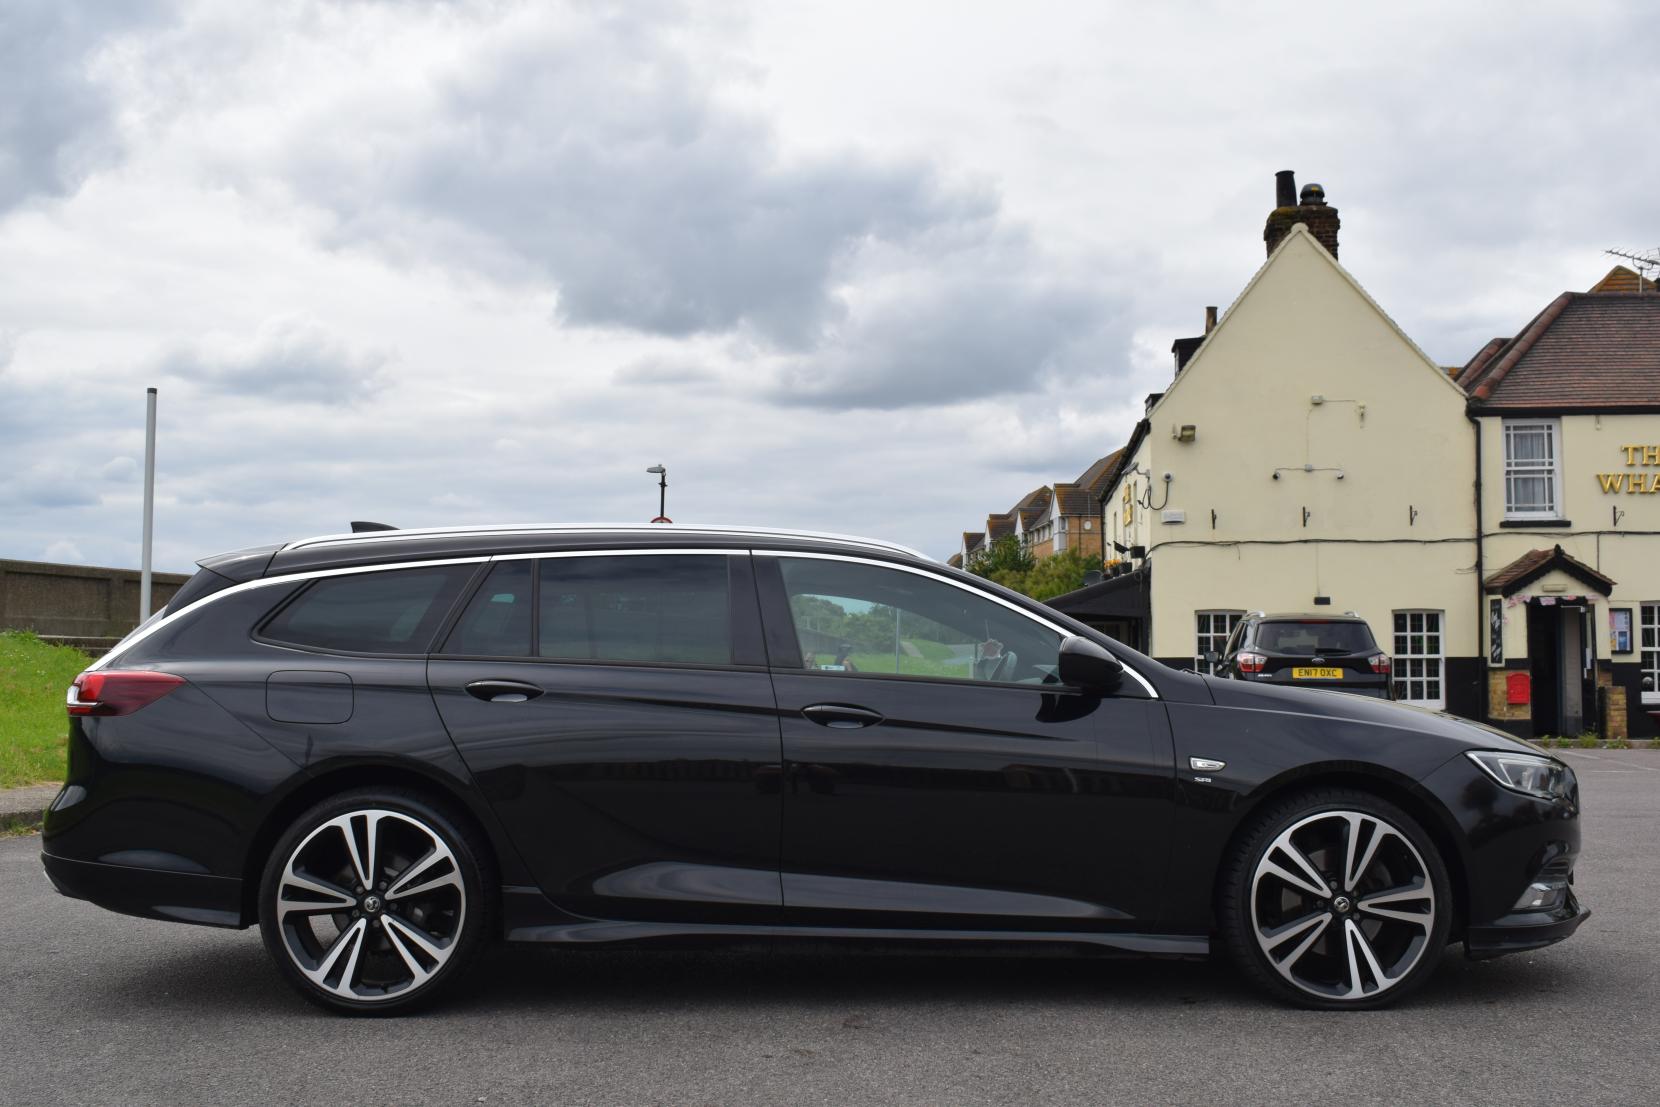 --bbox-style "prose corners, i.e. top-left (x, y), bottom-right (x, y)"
top-left (0, 559), bottom-right (190, 641)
